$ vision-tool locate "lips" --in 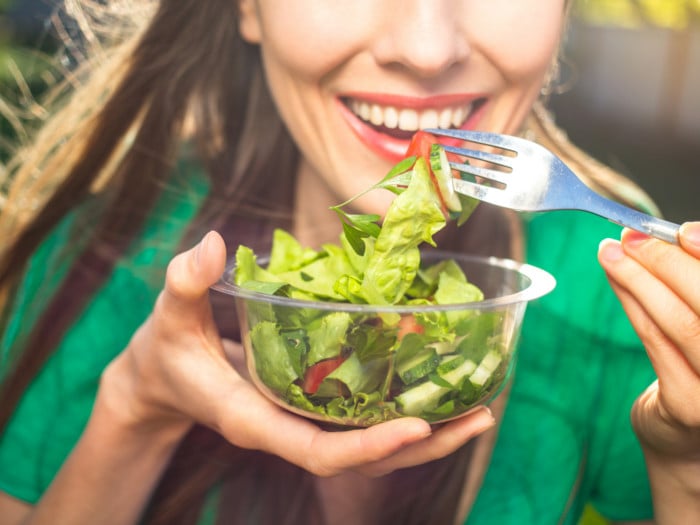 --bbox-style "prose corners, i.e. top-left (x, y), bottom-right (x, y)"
top-left (338, 94), bottom-right (487, 162)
